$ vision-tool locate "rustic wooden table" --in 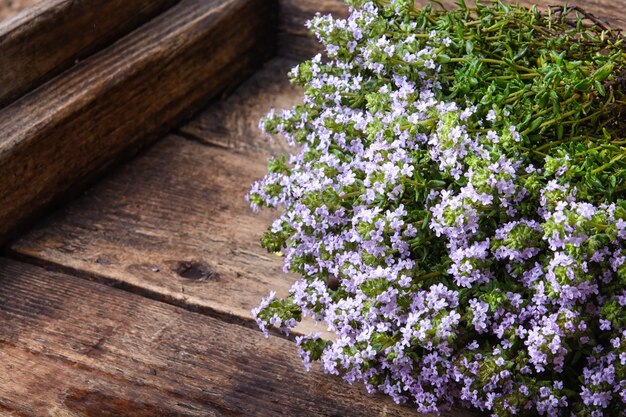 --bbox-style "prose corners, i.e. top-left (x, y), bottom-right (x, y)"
top-left (0, 0), bottom-right (624, 416)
